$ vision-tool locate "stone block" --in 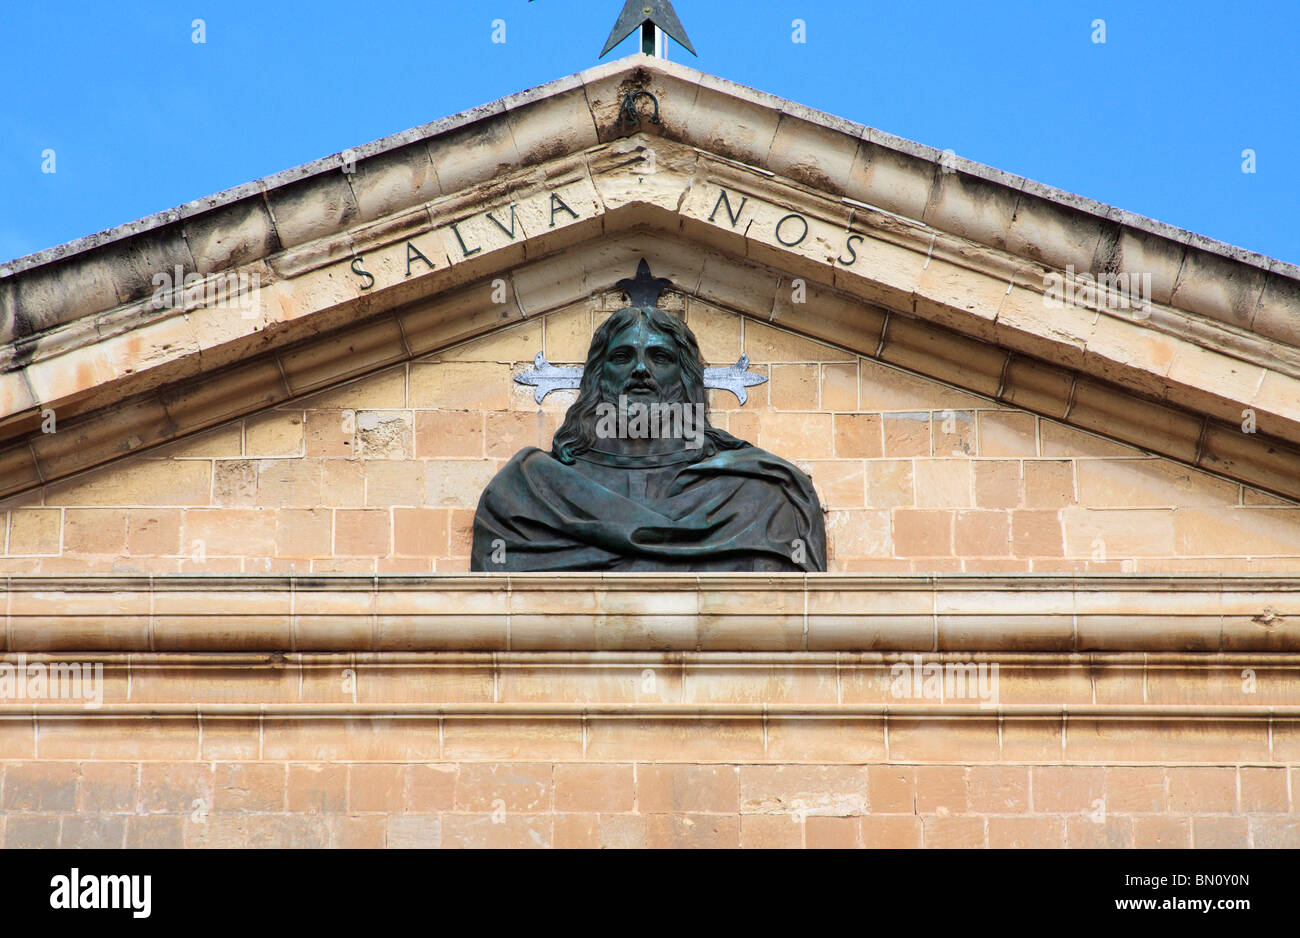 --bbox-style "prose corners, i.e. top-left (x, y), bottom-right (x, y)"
top-left (1170, 245), bottom-right (1269, 331)
top-left (12, 250), bottom-right (123, 337)
top-left (388, 815), bottom-right (441, 849)
top-left (922, 815), bottom-right (985, 848)
top-left (126, 508), bottom-right (183, 555)
top-left (409, 362), bottom-right (512, 411)
top-left (140, 762), bottom-right (213, 814)
top-left (1175, 507), bottom-right (1300, 557)
top-left (183, 508), bottom-right (277, 557)
top-left (1167, 766), bottom-right (1236, 813)
top-left (1239, 766), bottom-right (1288, 813)
top-left (425, 113), bottom-right (520, 196)
top-left (275, 508), bottom-right (332, 558)
top-left (882, 412), bottom-right (930, 457)
top-left (1132, 816), bottom-right (1191, 848)
top-left (860, 814), bottom-right (923, 848)
top-left (125, 815), bottom-right (184, 849)
top-left (441, 813), bottom-right (551, 849)
top-left (913, 765), bottom-right (969, 815)
top-left (77, 762), bottom-right (139, 814)
top-left (245, 411), bottom-right (304, 457)
top-left (63, 508), bottom-right (129, 554)
top-left (865, 459), bottom-right (915, 509)
top-left (213, 763), bottom-right (285, 813)
top-left (334, 509), bottom-right (391, 556)
top-left (7, 508), bottom-right (61, 555)
top-left (348, 142), bottom-right (441, 223)
top-left (646, 813), bottom-right (740, 849)
top-left (740, 815), bottom-right (802, 848)
top-left (31, 399), bottom-right (173, 482)
top-left (914, 460), bottom-right (972, 508)
top-left (453, 763), bottom-right (552, 813)
top-left (953, 509), bottom-right (1011, 556)
top-left (973, 461), bottom-right (1021, 509)
top-left (1104, 767), bottom-right (1166, 813)
top-left (264, 171), bottom-right (360, 249)
top-left (923, 170), bottom-right (1020, 251)
top-left (1062, 508), bottom-right (1175, 558)
top-left (804, 816), bottom-right (858, 848)
top-left (967, 766), bottom-right (1029, 813)
top-left (834, 414), bottom-right (882, 458)
top-left (1251, 269), bottom-right (1300, 345)
top-left (769, 363), bottom-right (819, 410)
top-left (1022, 460), bottom-right (1076, 508)
top-left (4, 815), bottom-right (61, 849)
top-left (3, 761), bottom-right (78, 812)
top-left (183, 195), bottom-right (280, 274)
top-left (286, 764), bottom-right (347, 813)
top-left (893, 509), bottom-right (953, 556)
top-left (405, 764), bottom-right (457, 813)
top-left (1192, 817), bottom-right (1249, 849)
top-left (989, 816), bottom-right (1064, 849)
top-left (638, 765), bottom-right (738, 815)
top-left (553, 764), bottom-right (634, 813)
top-left (847, 142), bottom-right (932, 222)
